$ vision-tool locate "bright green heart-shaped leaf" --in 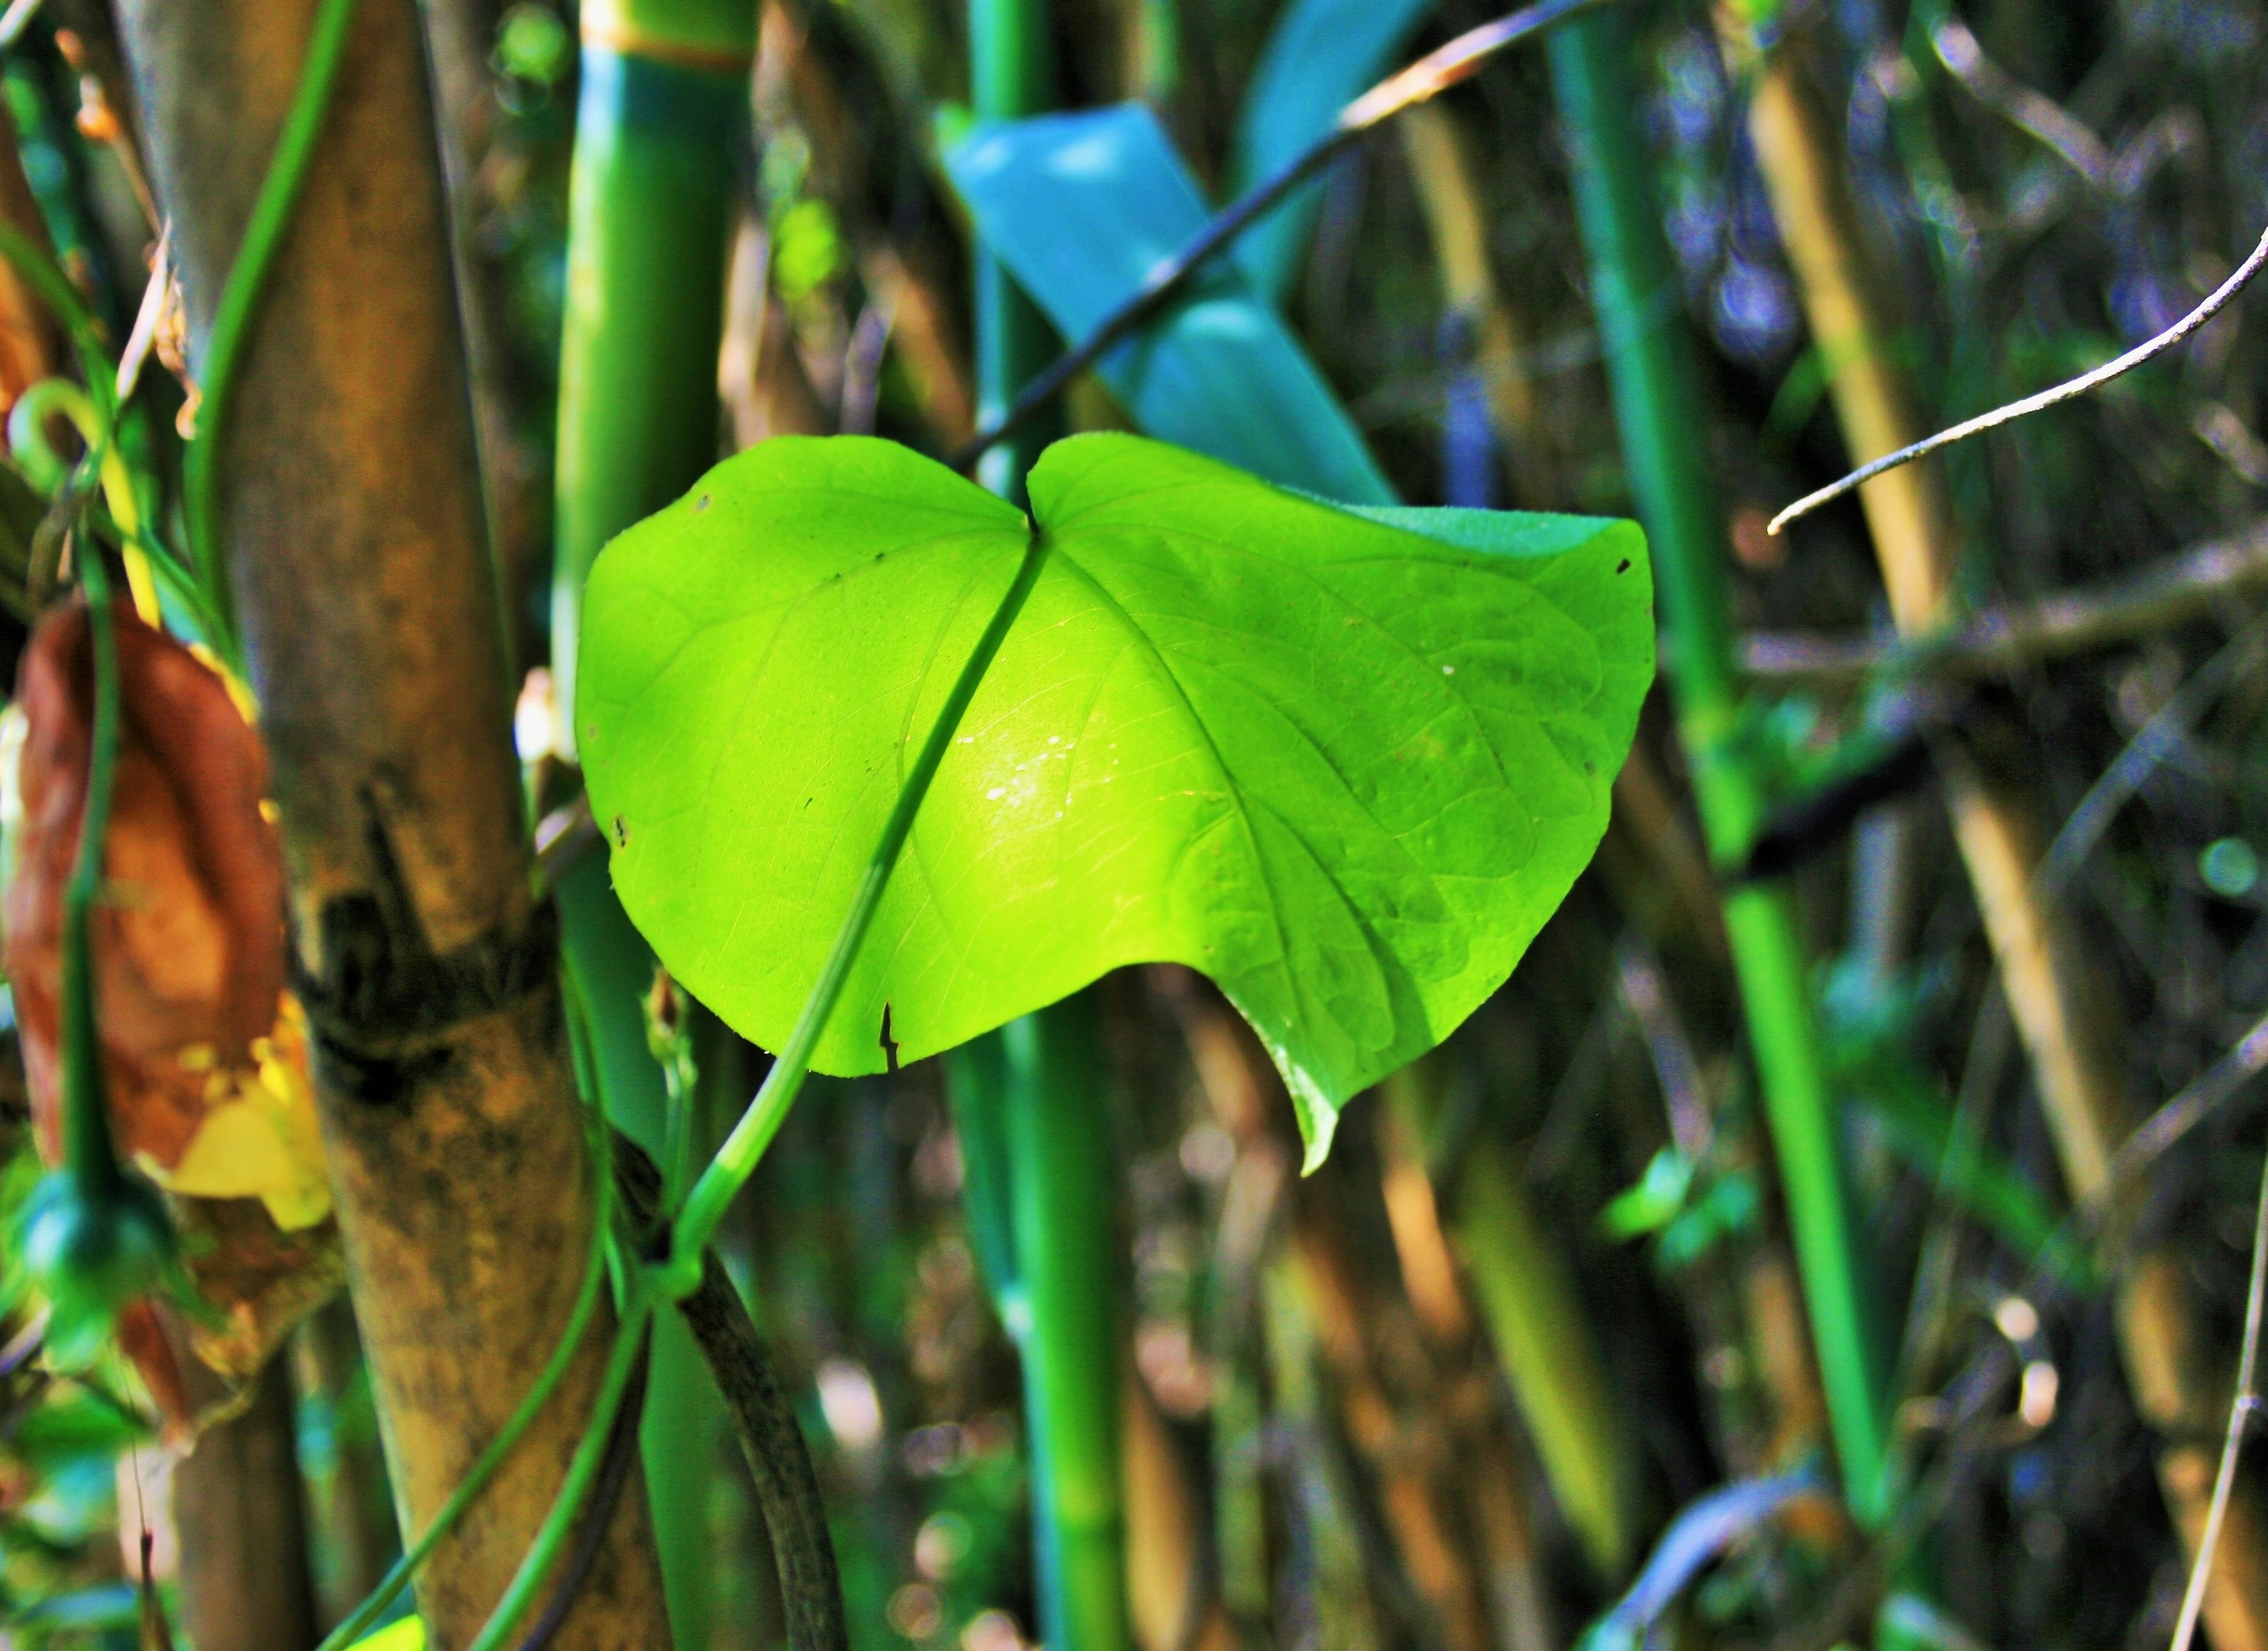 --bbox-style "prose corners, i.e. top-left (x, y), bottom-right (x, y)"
top-left (579, 433), bottom-right (1651, 1164)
